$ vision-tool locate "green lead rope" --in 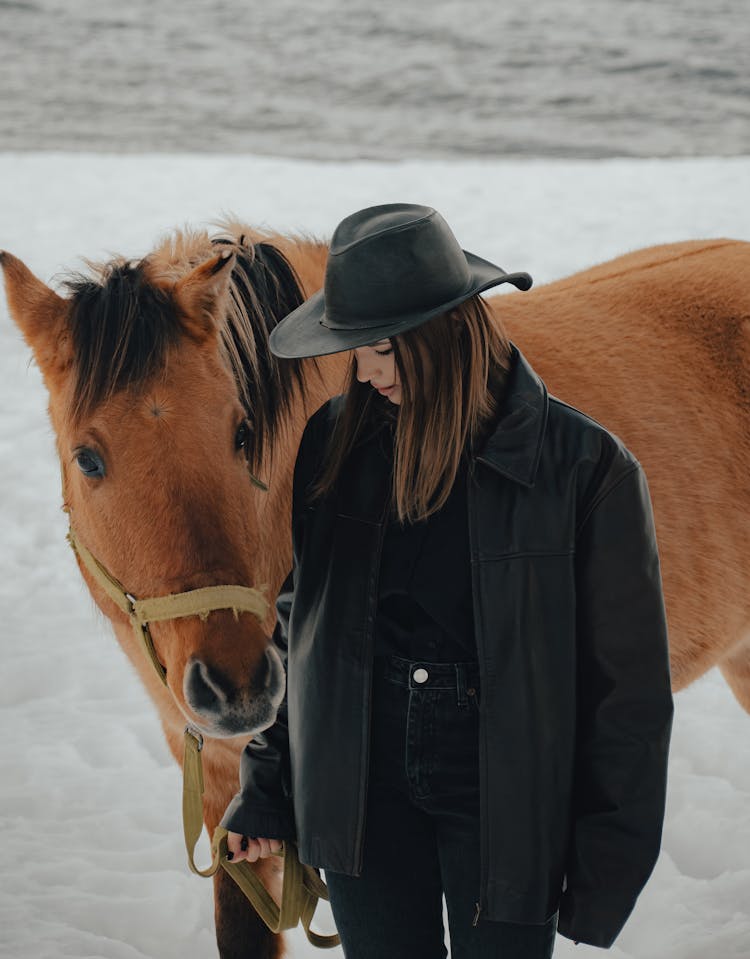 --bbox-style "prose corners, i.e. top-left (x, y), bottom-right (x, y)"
top-left (183, 727), bottom-right (340, 949)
